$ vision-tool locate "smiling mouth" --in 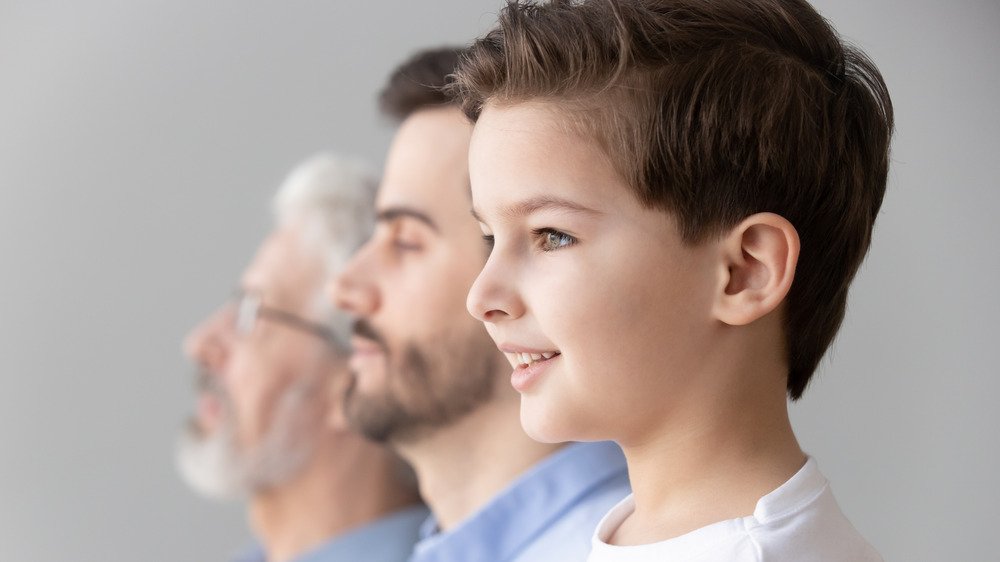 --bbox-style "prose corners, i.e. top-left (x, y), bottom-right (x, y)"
top-left (510, 351), bottom-right (561, 368)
